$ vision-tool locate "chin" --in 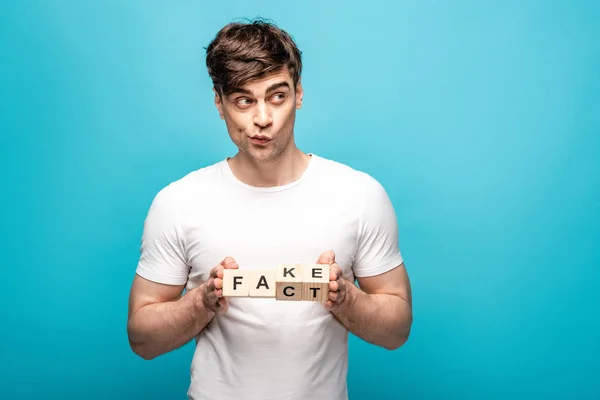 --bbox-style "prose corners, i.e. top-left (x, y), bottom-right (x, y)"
top-left (251, 152), bottom-right (279, 163)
